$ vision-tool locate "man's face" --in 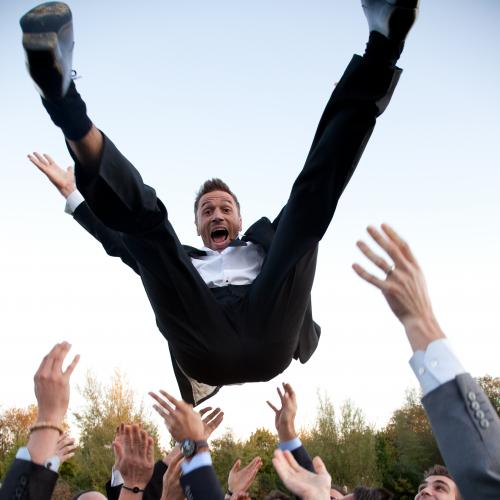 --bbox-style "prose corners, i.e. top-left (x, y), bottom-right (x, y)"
top-left (195, 190), bottom-right (242, 251)
top-left (415, 475), bottom-right (458, 500)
